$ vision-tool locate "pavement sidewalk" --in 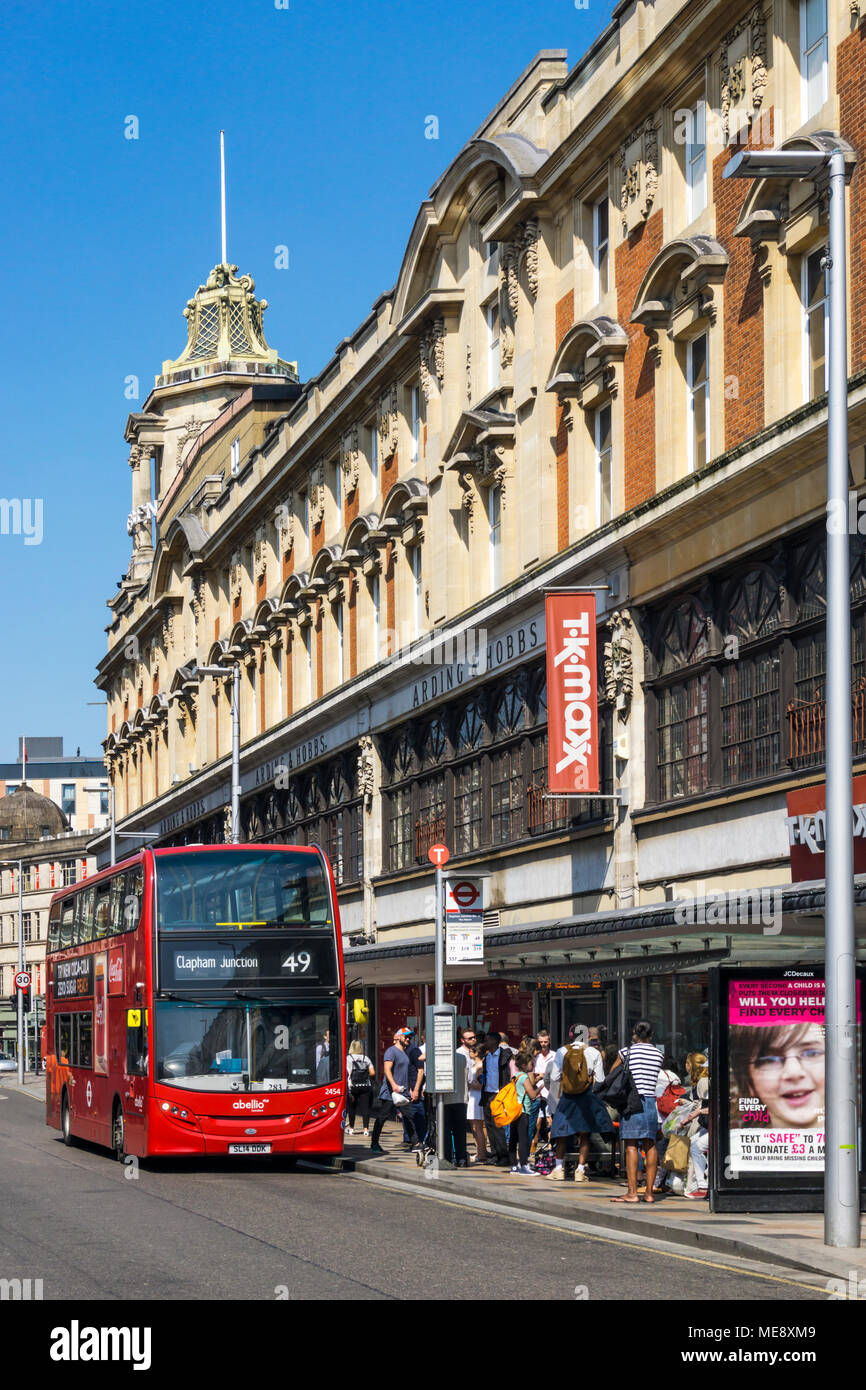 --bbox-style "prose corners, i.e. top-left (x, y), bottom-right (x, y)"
top-left (338, 1131), bottom-right (866, 1291)
top-left (0, 1074), bottom-right (45, 1102)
